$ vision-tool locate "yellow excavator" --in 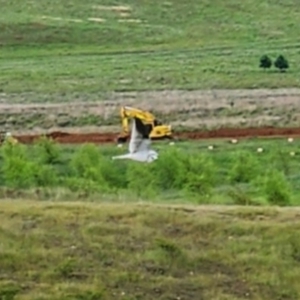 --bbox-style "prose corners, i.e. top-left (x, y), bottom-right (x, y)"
top-left (117, 106), bottom-right (173, 144)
